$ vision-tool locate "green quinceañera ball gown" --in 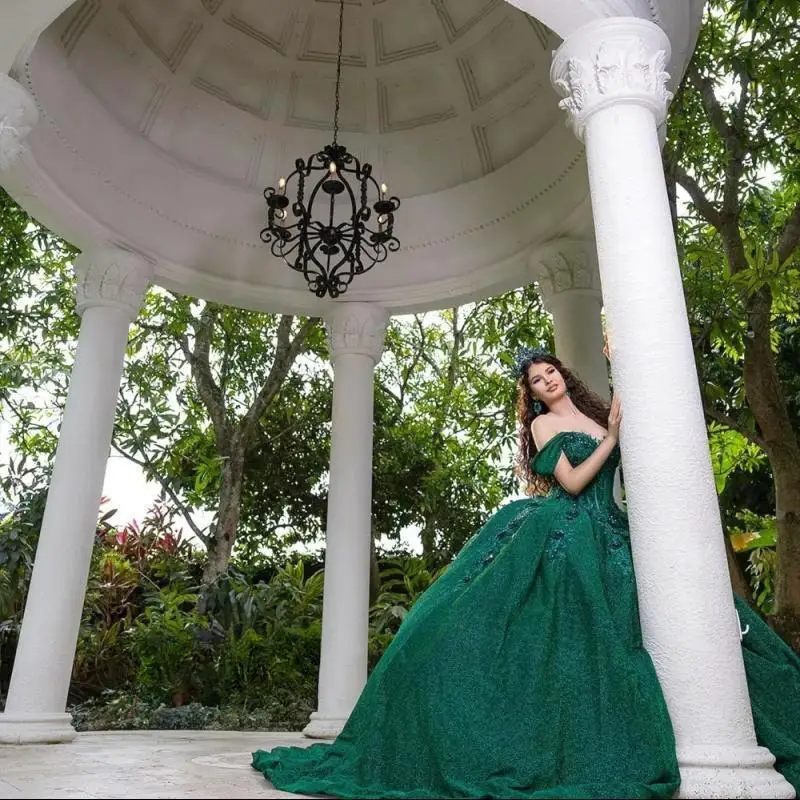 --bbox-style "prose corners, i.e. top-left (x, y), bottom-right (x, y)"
top-left (252, 432), bottom-right (800, 798)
